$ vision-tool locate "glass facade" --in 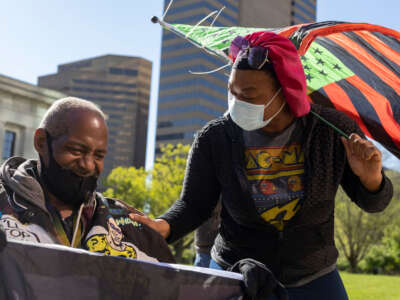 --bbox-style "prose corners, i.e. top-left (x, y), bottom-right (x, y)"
top-left (291, 0), bottom-right (316, 25)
